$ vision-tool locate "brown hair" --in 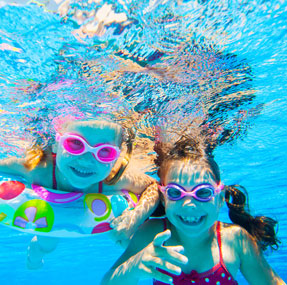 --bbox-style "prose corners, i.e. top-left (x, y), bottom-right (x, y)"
top-left (154, 135), bottom-right (279, 251)
top-left (225, 185), bottom-right (279, 250)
